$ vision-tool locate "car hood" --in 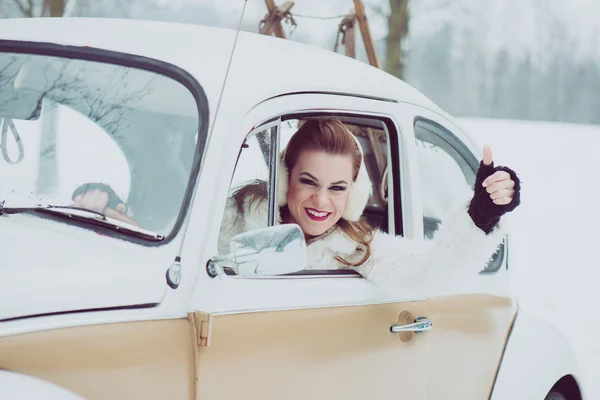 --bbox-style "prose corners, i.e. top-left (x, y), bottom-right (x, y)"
top-left (0, 214), bottom-right (170, 321)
